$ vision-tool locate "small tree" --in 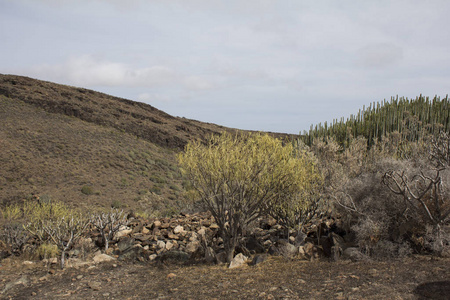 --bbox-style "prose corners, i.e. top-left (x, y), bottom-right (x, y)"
top-left (42, 215), bottom-right (90, 269)
top-left (178, 132), bottom-right (311, 263)
top-left (90, 208), bottom-right (128, 251)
